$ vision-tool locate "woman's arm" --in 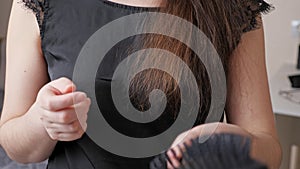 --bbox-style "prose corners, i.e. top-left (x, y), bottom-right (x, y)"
top-left (168, 19), bottom-right (281, 169)
top-left (225, 20), bottom-right (282, 169)
top-left (0, 0), bottom-right (90, 163)
top-left (0, 0), bottom-right (55, 163)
